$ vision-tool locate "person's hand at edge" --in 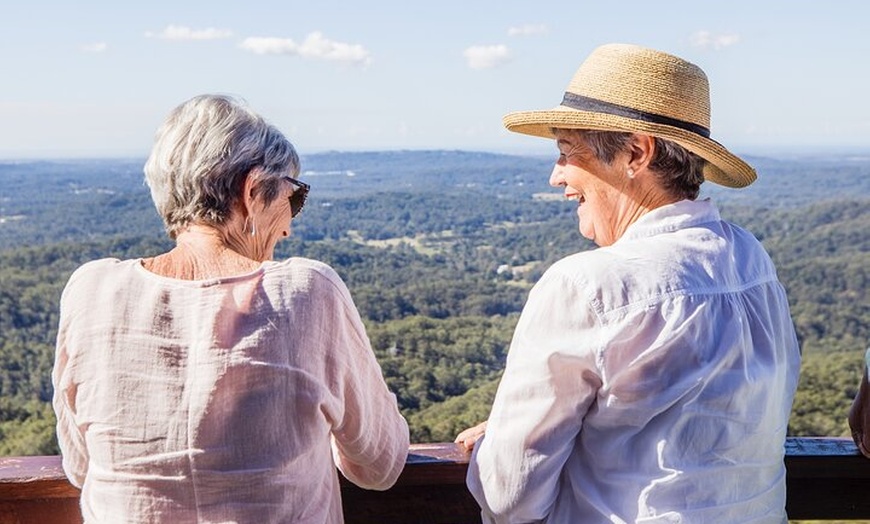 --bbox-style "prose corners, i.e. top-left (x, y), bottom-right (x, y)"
top-left (848, 356), bottom-right (870, 458)
top-left (455, 421), bottom-right (487, 452)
